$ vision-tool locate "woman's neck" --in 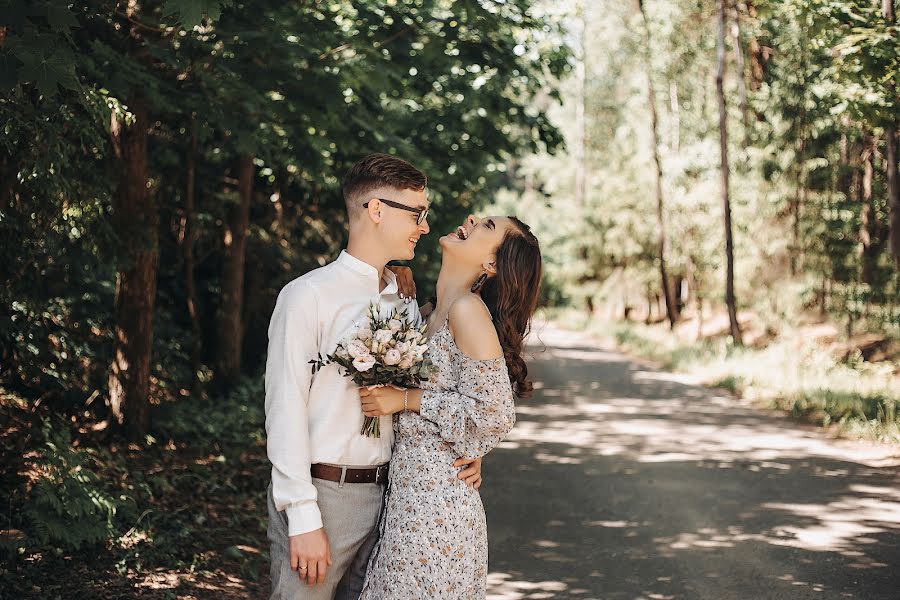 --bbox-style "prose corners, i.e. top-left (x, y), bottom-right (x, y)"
top-left (432, 258), bottom-right (481, 321)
